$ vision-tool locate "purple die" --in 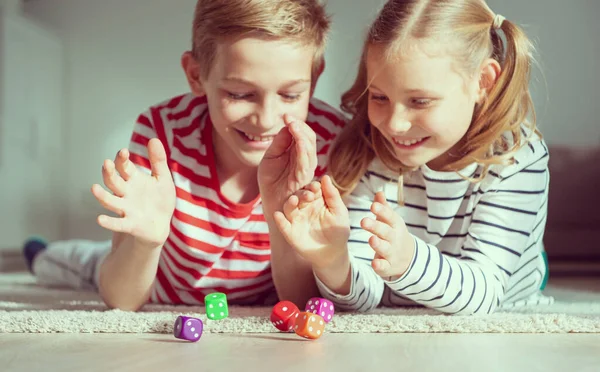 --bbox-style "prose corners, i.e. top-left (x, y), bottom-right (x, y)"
top-left (305, 297), bottom-right (334, 323)
top-left (173, 315), bottom-right (203, 342)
